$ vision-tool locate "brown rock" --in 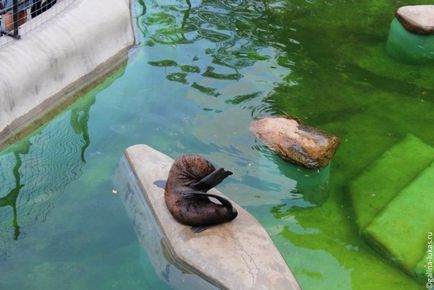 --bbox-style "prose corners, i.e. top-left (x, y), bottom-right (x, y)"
top-left (396, 5), bottom-right (434, 35)
top-left (250, 116), bottom-right (340, 169)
